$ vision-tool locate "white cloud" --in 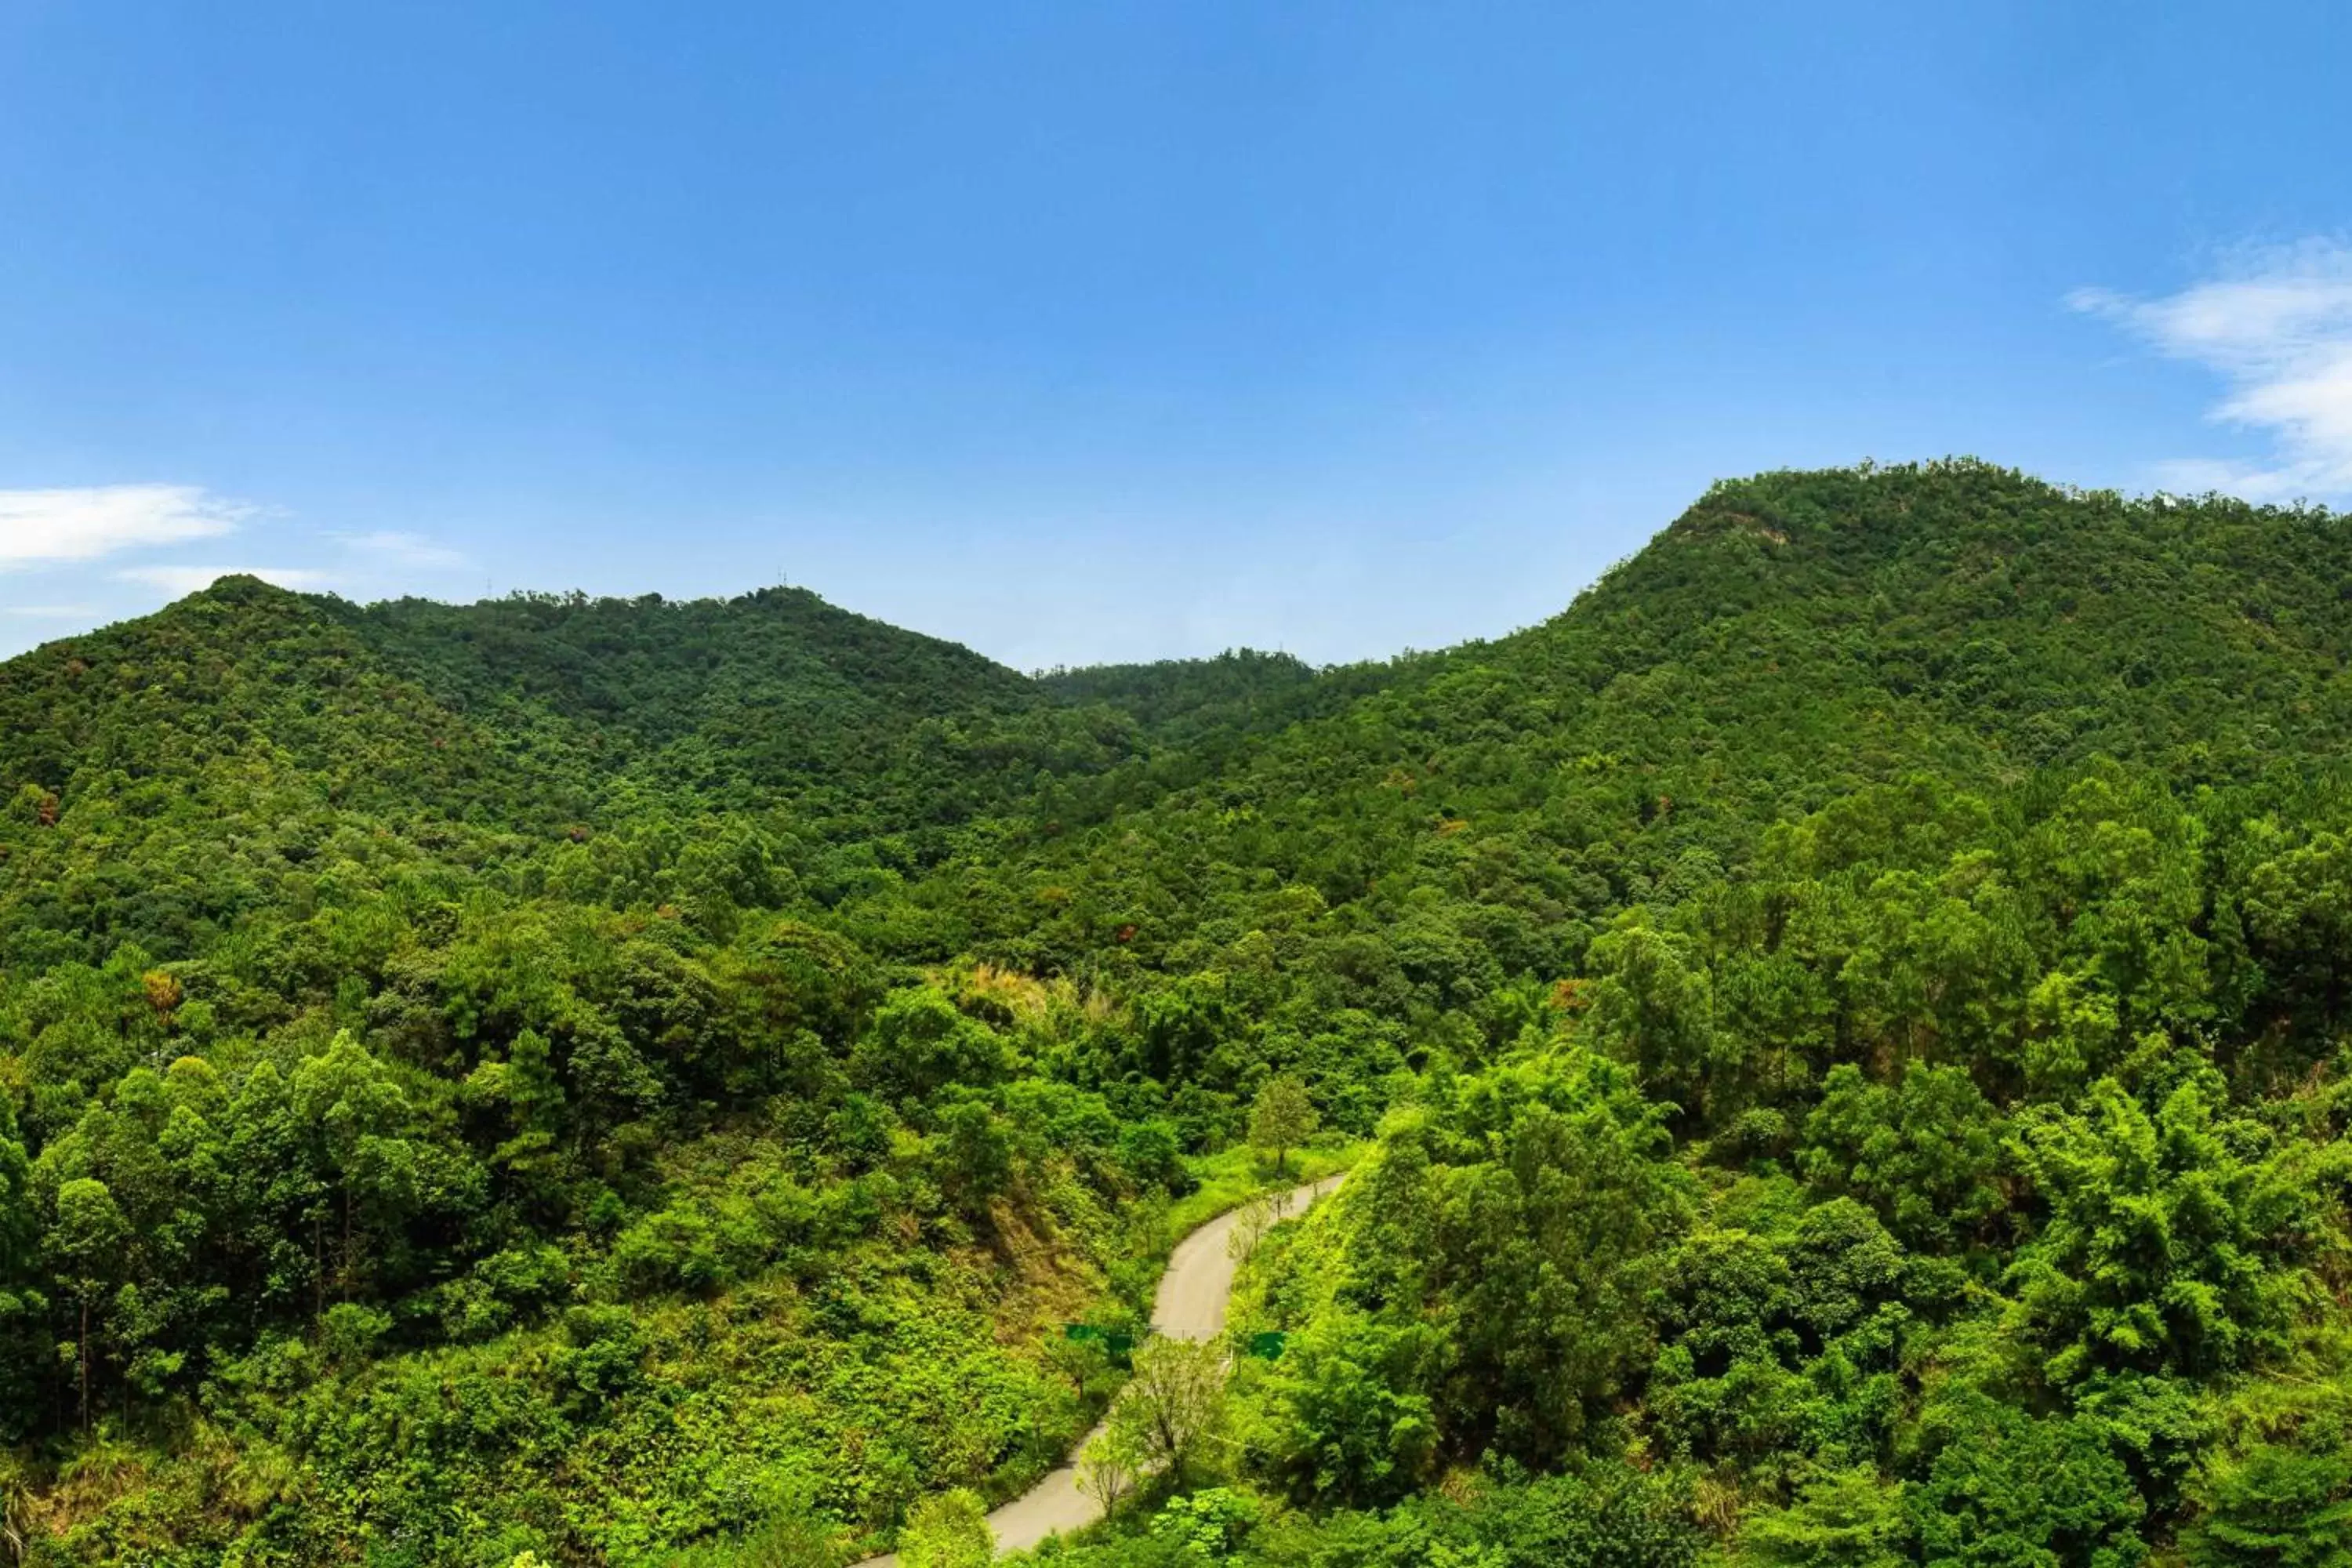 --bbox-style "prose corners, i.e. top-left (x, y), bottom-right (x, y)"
top-left (117, 565), bottom-right (336, 596)
top-left (1, 604), bottom-right (97, 617)
top-left (2073, 238), bottom-right (2352, 502)
top-left (339, 529), bottom-right (468, 568)
top-left (0, 484), bottom-right (252, 566)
